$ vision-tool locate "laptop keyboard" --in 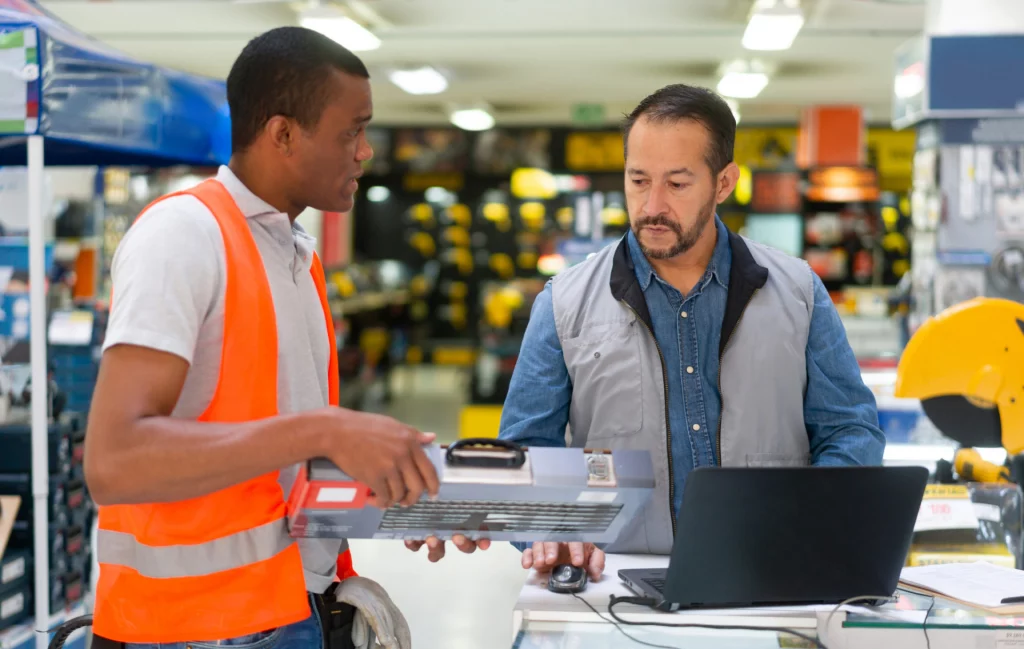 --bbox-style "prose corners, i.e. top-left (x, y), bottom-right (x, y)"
top-left (643, 577), bottom-right (666, 594)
